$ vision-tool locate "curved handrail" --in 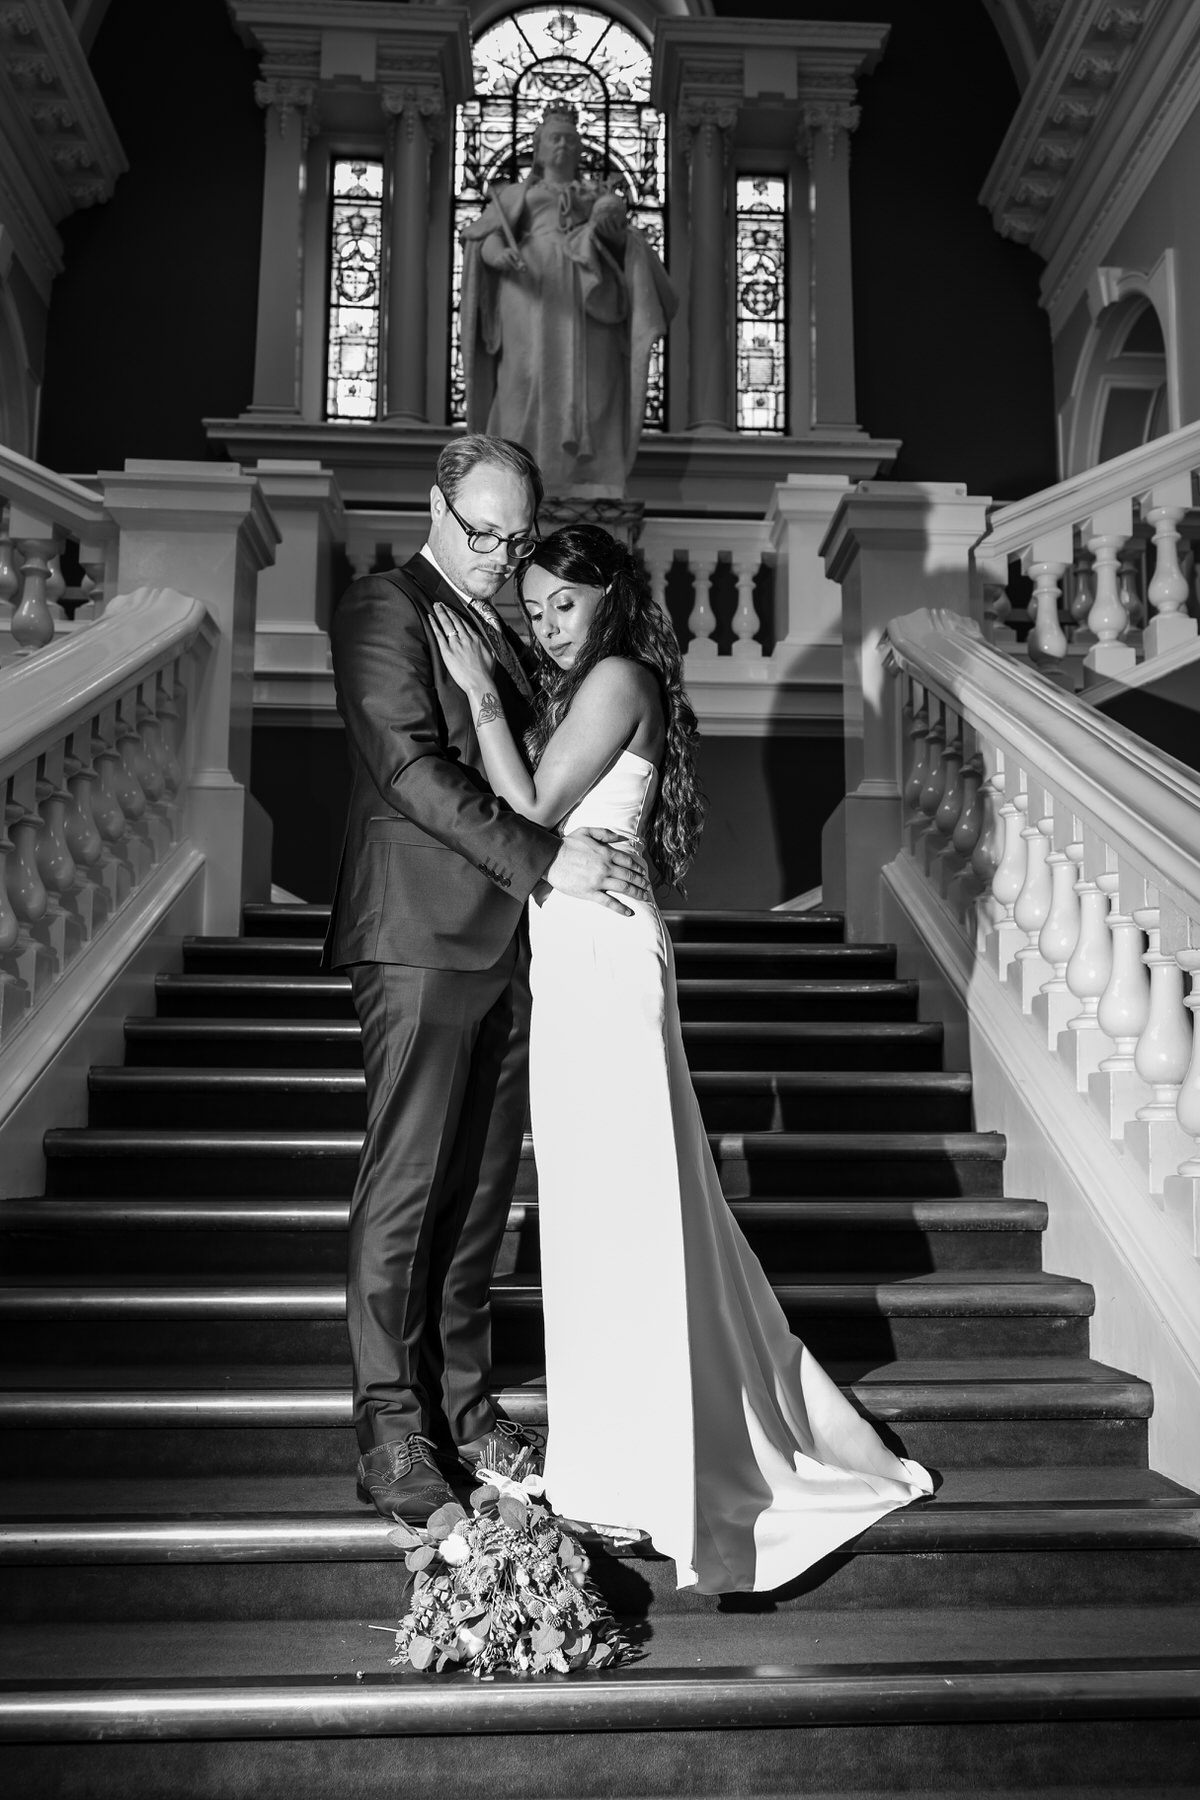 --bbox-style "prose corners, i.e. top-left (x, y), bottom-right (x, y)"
top-left (0, 586), bottom-right (210, 779)
top-left (0, 445), bottom-right (110, 539)
top-left (883, 608), bottom-right (1200, 920)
